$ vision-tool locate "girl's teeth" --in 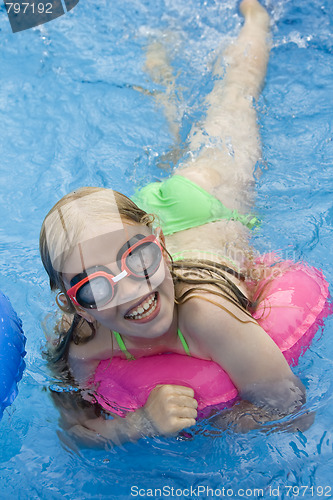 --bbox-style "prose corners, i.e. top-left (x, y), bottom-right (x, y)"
top-left (126, 293), bottom-right (157, 319)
